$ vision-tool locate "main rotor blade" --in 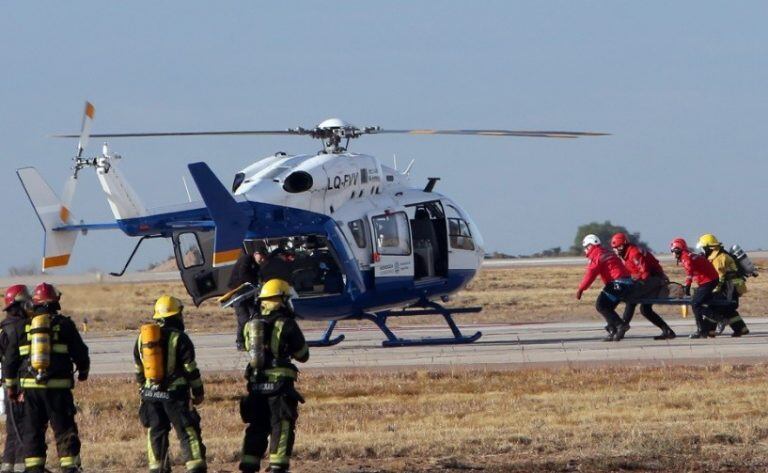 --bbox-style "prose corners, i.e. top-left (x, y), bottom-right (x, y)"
top-left (375, 129), bottom-right (609, 138)
top-left (54, 130), bottom-right (304, 138)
